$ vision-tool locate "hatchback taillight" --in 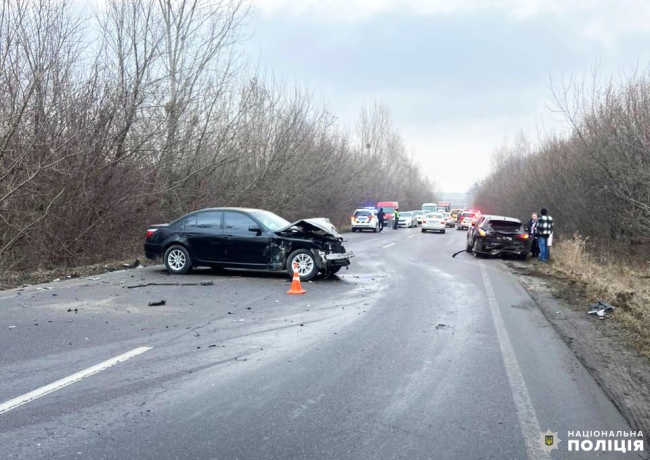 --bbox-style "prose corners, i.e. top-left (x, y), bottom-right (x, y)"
top-left (145, 229), bottom-right (158, 239)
